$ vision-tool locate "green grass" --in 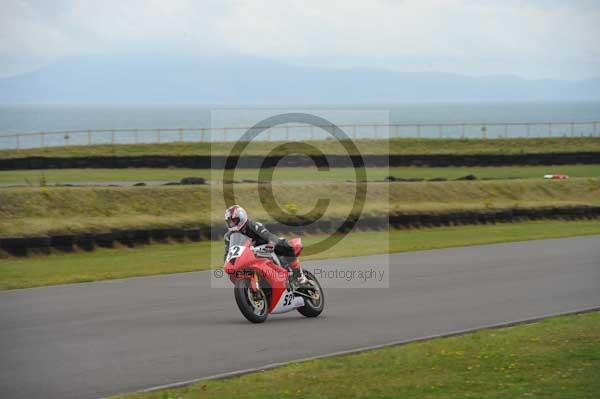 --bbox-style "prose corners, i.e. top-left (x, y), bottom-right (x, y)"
top-left (1, 220), bottom-right (599, 290)
top-left (1, 164), bottom-right (599, 185)
top-left (1, 178), bottom-right (599, 237)
top-left (118, 311), bottom-right (600, 399)
top-left (1, 137), bottom-right (599, 159)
